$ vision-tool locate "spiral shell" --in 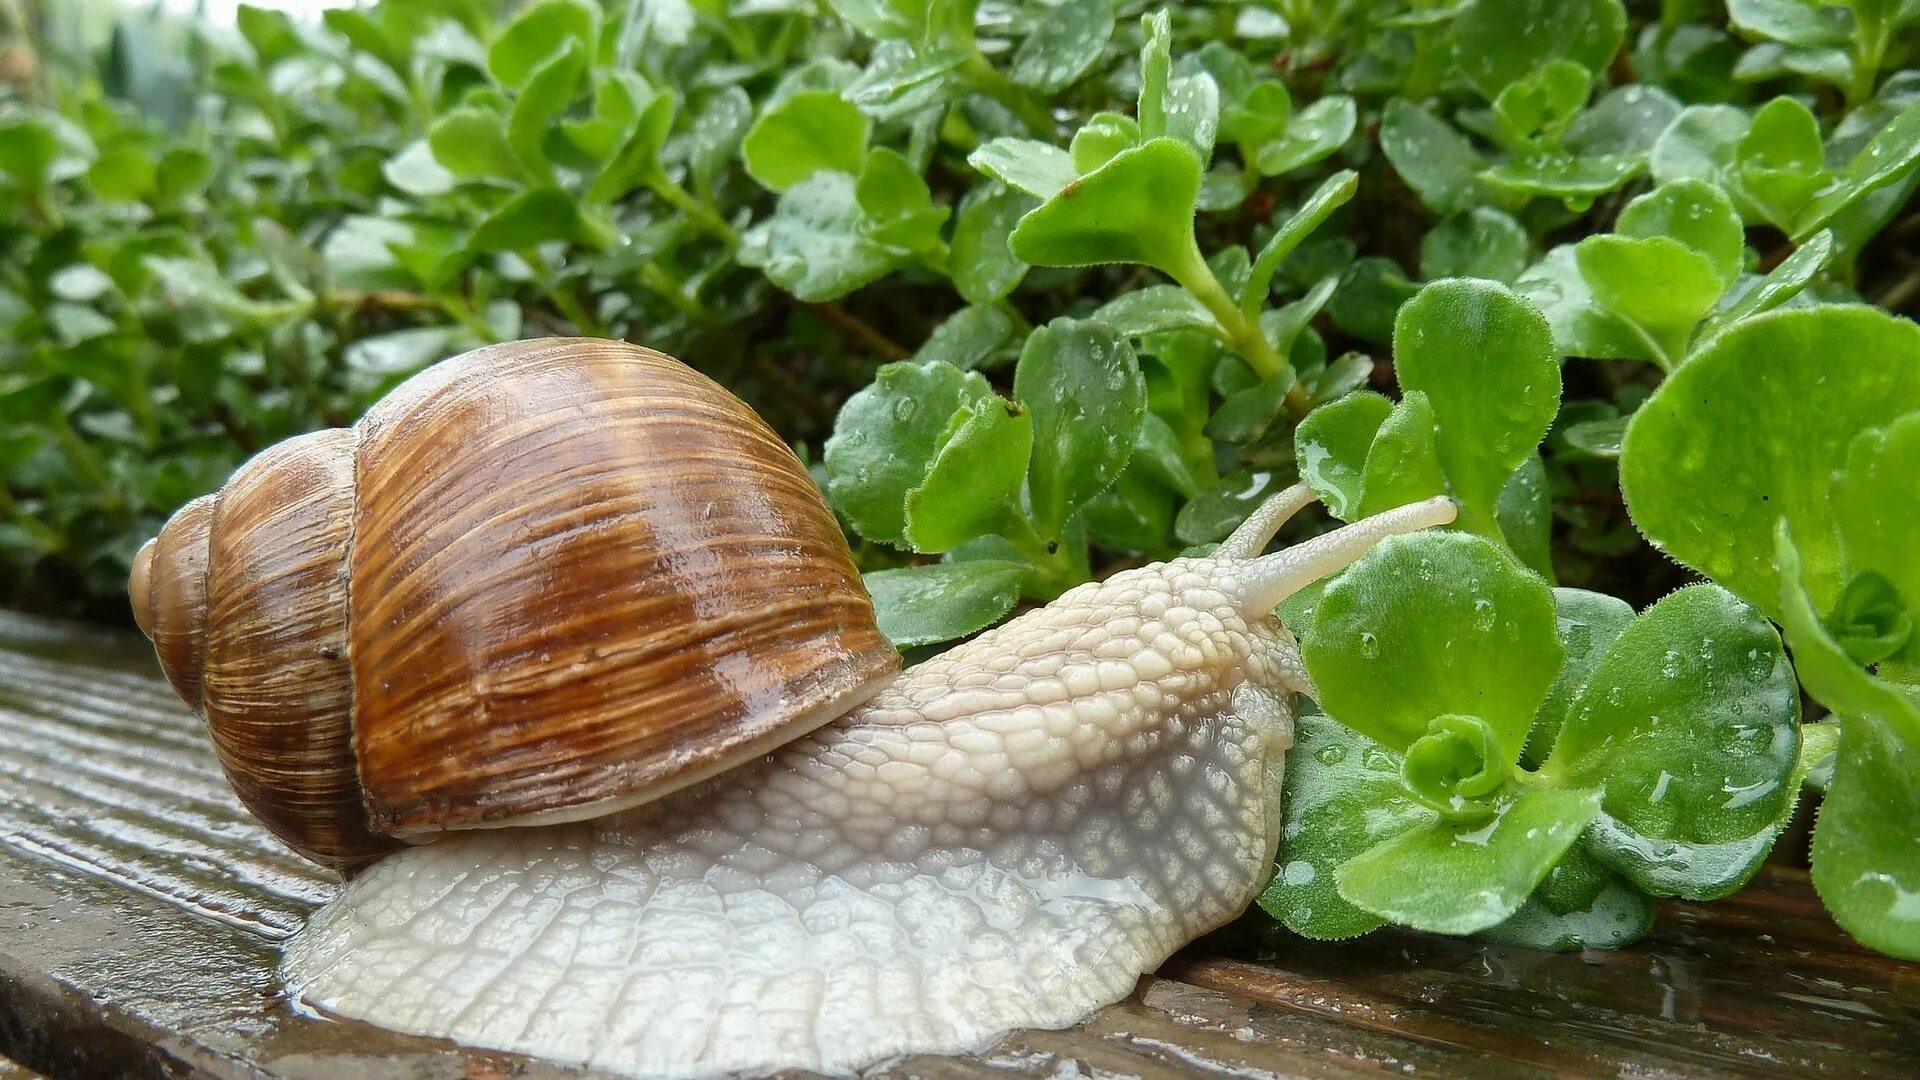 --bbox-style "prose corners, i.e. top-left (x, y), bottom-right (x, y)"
top-left (130, 339), bottom-right (899, 869)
